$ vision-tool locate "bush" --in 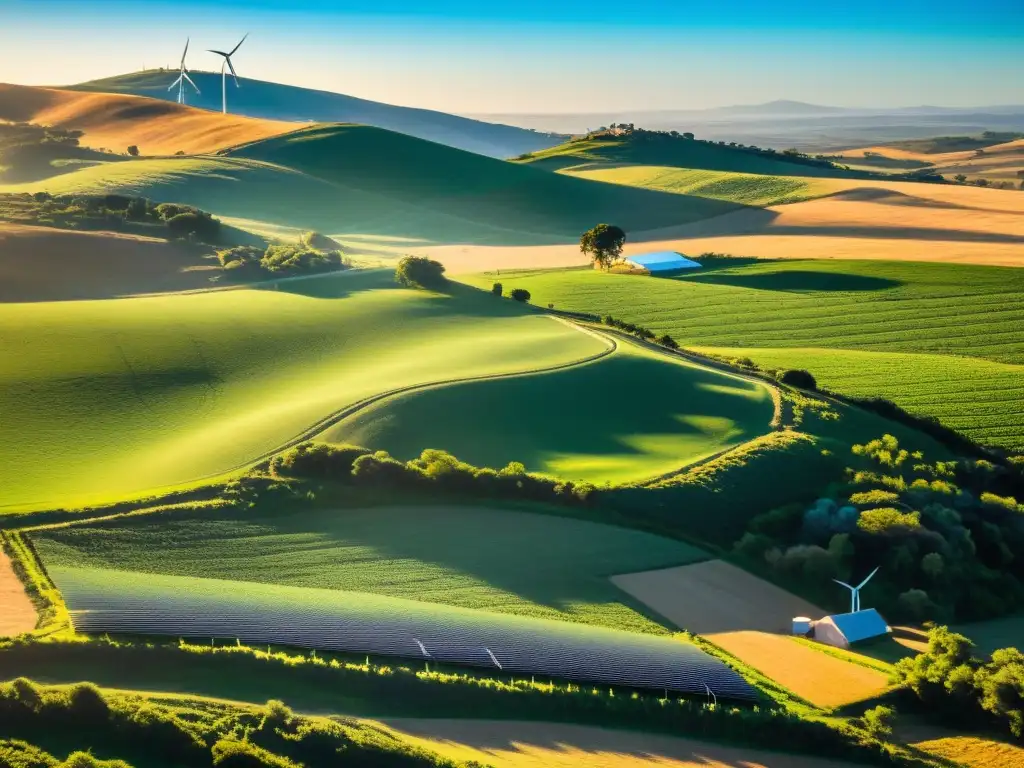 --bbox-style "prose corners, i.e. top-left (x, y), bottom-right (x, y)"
top-left (491, 282), bottom-right (503, 296)
top-left (861, 705), bottom-right (896, 738)
top-left (395, 256), bottom-right (446, 289)
top-left (261, 245), bottom-right (345, 275)
top-left (777, 369), bottom-right (817, 390)
top-left (126, 145), bottom-right (139, 157)
top-left (165, 211), bottom-right (221, 243)
top-left (217, 245), bottom-right (263, 271)
top-left (509, 288), bottom-right (531, 303)
top-left (64, 683), bottom-right (109, 724)
top-left (212, 739), bottom-right (298, 768)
